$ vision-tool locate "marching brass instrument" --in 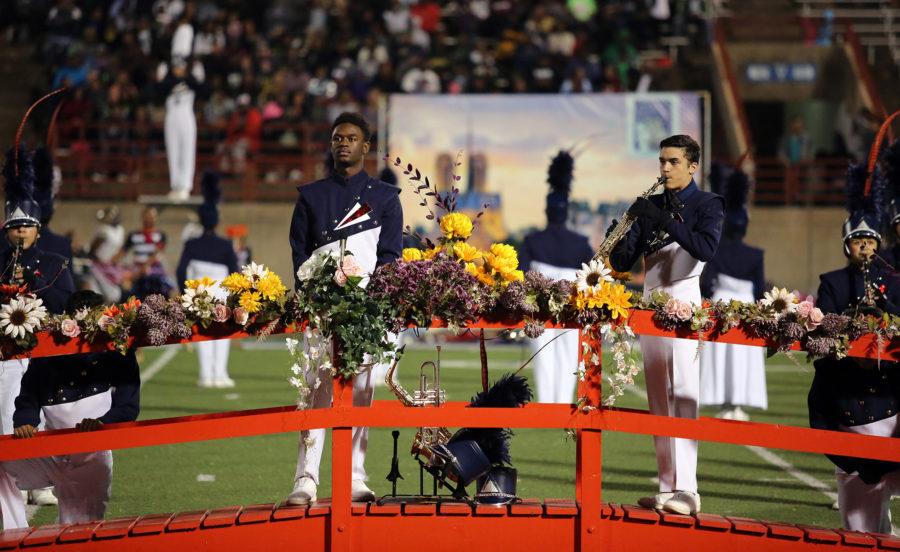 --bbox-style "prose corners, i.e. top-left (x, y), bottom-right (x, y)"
top-left (593, 175), bottom-right (667, 262)
top-left (386, 345), bottom-right (452, 459)
top-left (7, 238), bottom-right (24, 286)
